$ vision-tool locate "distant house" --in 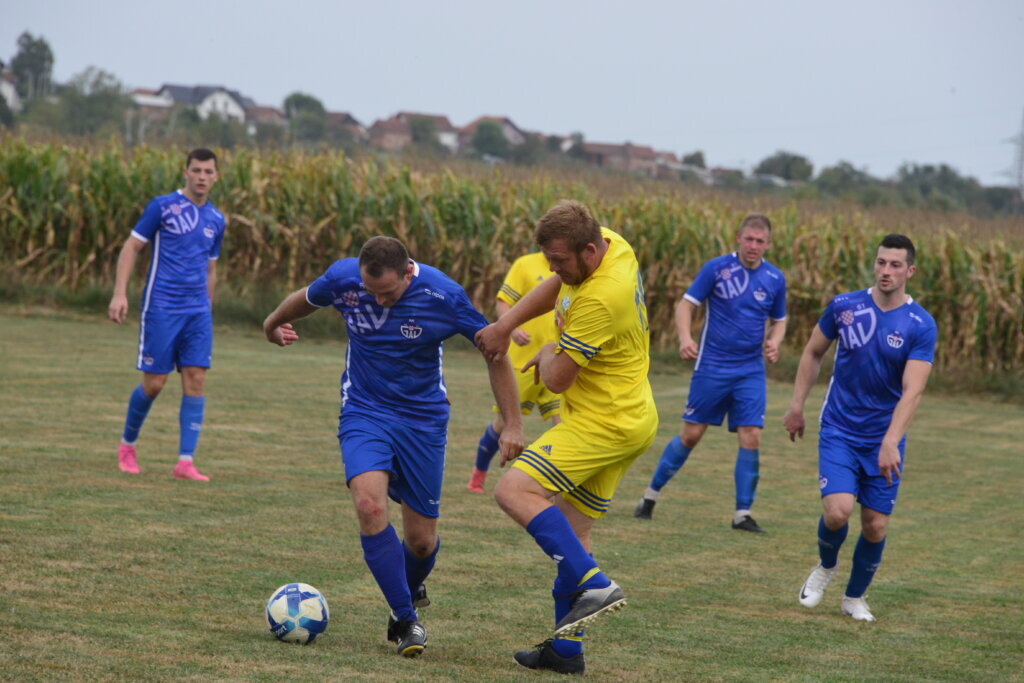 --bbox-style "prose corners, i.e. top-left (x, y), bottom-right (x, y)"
top-left (395, 111), bottom-right (459, 153)
top-left (326, 111), bottom-right (368, 143)
top-left (581, 142), bottom-right (658, 177)
top-left (1, 71), bottom-right (22, 113)
top-left (245, 105), bottom-right (287, 135)
top-left (149, 84), bottom-right (256, 123)
top-left (369, 116), bottom-right (412, 151)
top-left (458, 116), bottom-right (527, 151)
